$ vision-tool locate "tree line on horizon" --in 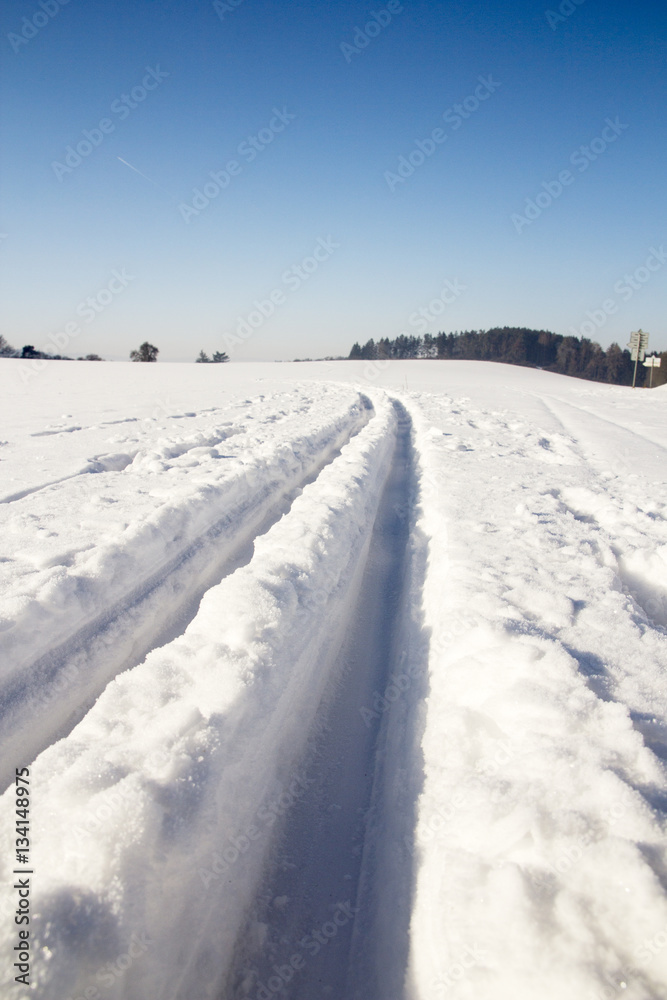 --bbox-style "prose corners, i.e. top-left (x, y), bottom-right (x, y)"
top-left (347, 327), bottom-right (667, 387)
top-left (0, 337), bottom-right (230, 365)
top-left (3, 330), bottom-right (664, 385)
top-left (0, 336), bottom-right (103, 361)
